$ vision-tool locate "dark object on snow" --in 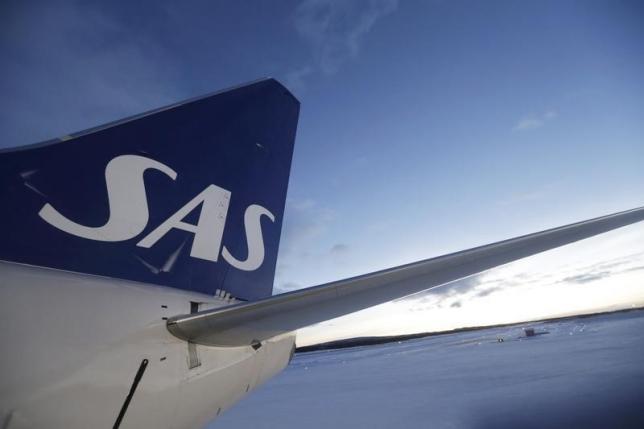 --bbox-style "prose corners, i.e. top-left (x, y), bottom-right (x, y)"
top-left (524, 328), bottom-right (536, 337)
